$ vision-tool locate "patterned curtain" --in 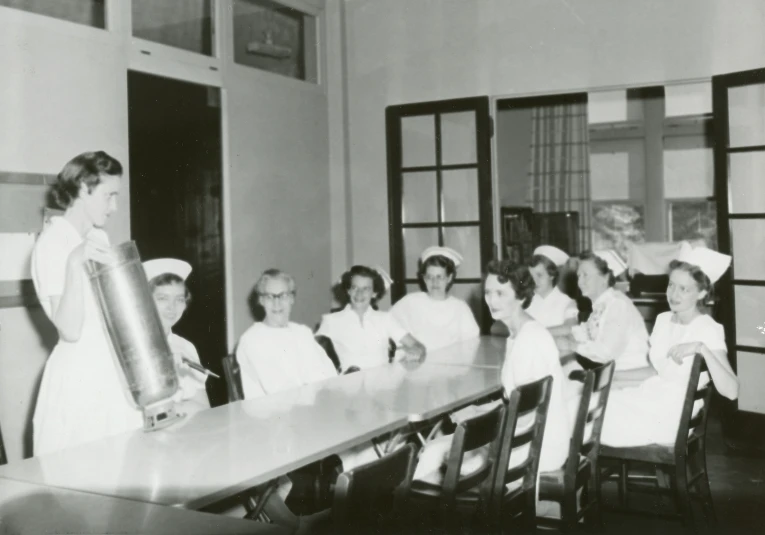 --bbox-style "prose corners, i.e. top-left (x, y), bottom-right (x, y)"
top-left (526, 102), bottom-right (591, 251)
